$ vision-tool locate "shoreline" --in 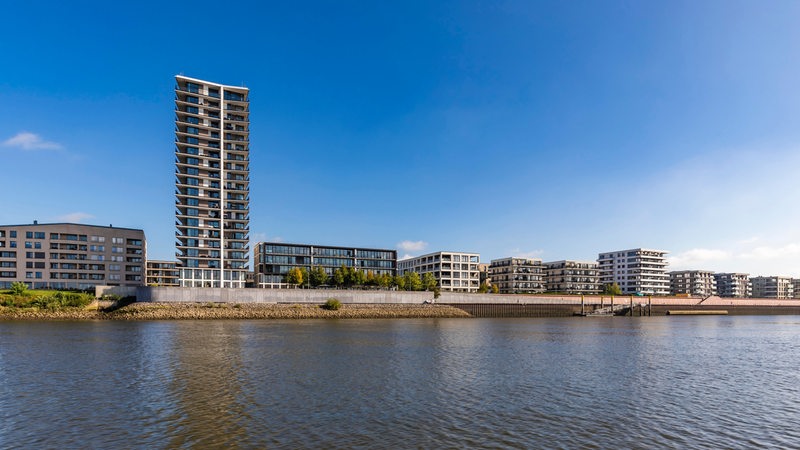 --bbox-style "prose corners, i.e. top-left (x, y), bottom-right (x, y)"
top-left (0, 302), bottom-right (472, 321)
top-left (3, 301), bottom-right (800, 321)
